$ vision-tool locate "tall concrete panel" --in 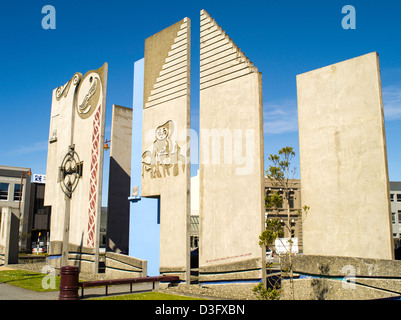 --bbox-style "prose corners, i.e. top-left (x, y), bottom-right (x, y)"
top-left (297, 52), bottom-right (393, 260)
top-left (107, 105), bottom-right (132, 254)
top-left (45, 63), bottom-right (108, 272)
top-left (0, 207), bottom-right (19, 265)
top-left (199, 10), bottom-right (265, 283)
top-left (141, 18), bottom-right (191, 282)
